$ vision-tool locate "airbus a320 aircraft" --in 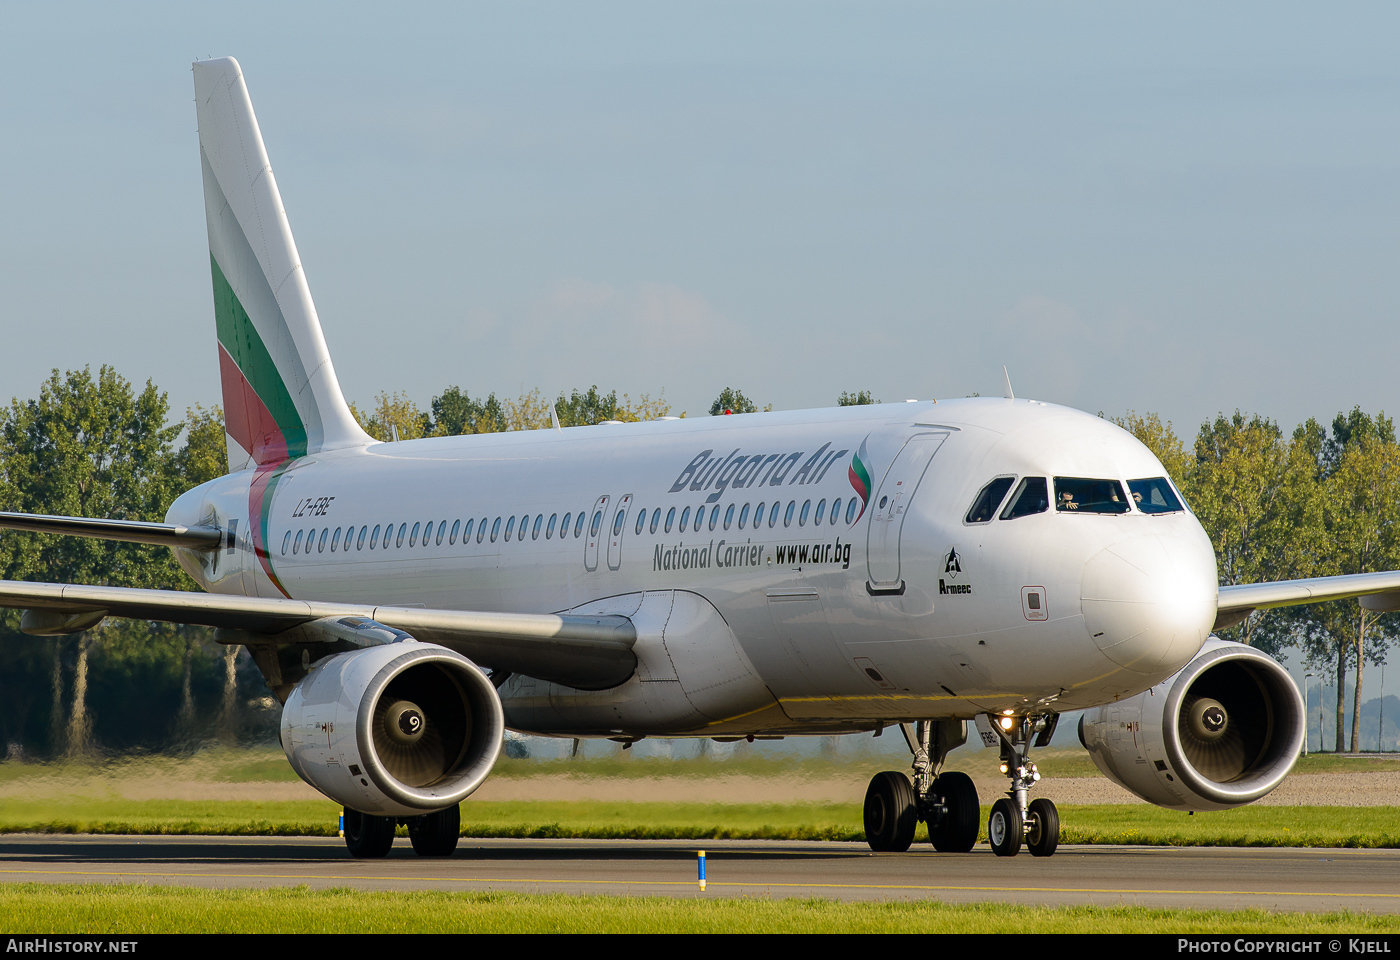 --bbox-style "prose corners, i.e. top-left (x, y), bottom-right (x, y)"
top-left (3, 58), bottom-right (1399, 860)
